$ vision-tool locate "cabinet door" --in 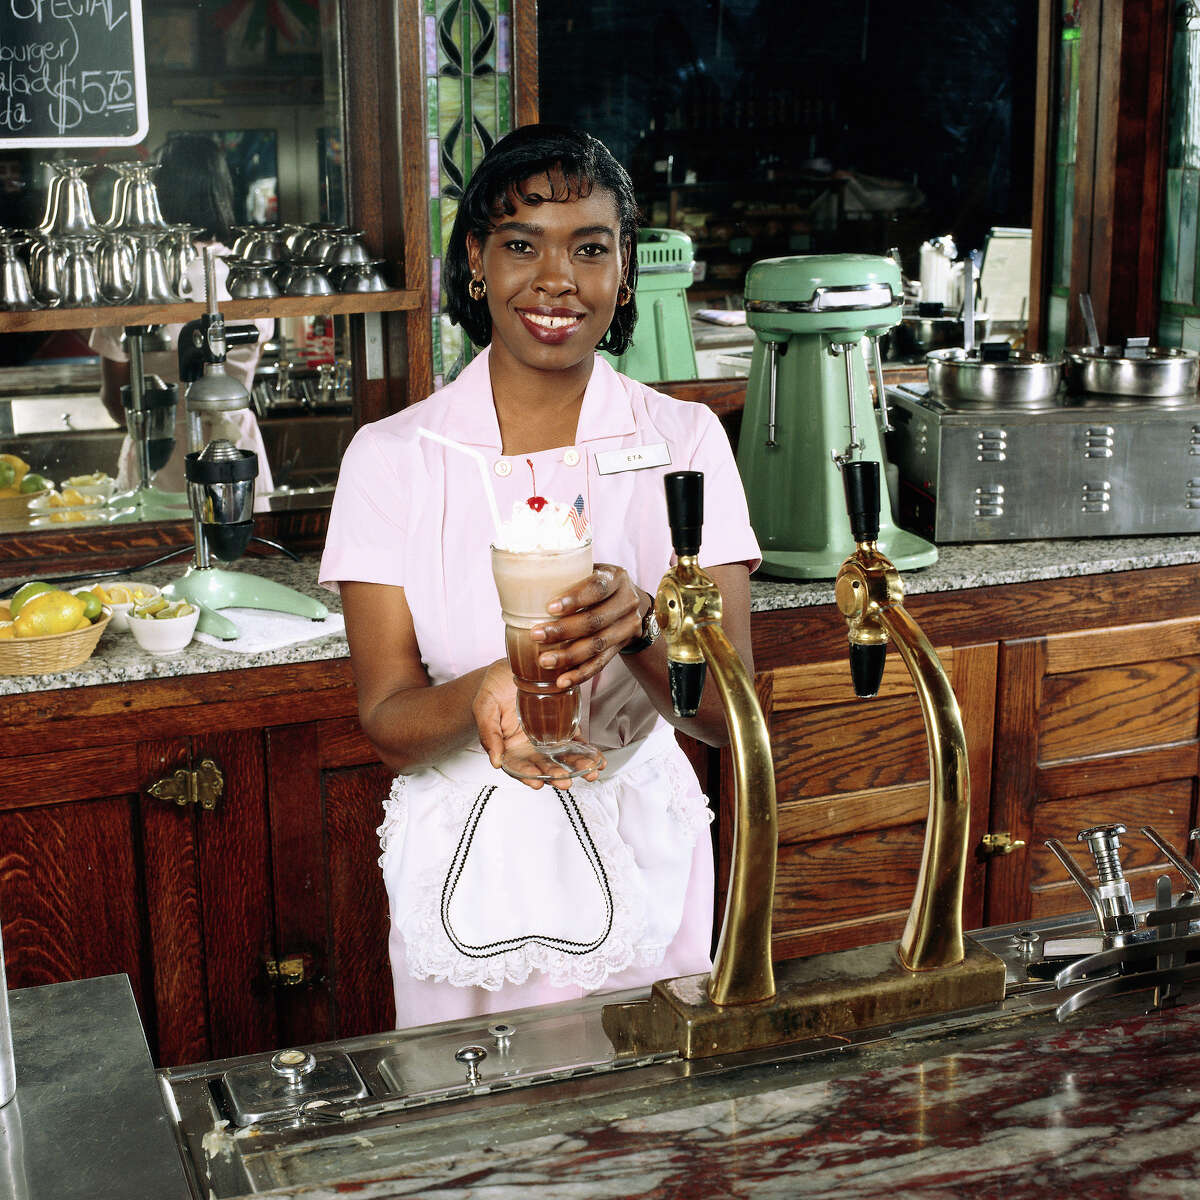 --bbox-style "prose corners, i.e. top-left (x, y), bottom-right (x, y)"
top-left (719, 643), bottom-right (997, 960)
top-left (0, 743), bottom-right (148, 1010)
top-left (143, 729), bottom-right (278, 1066)
top-left (987, 618), bottom-right (1200, 926)
top-left (263, 718), bottom-right (392, 1049)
